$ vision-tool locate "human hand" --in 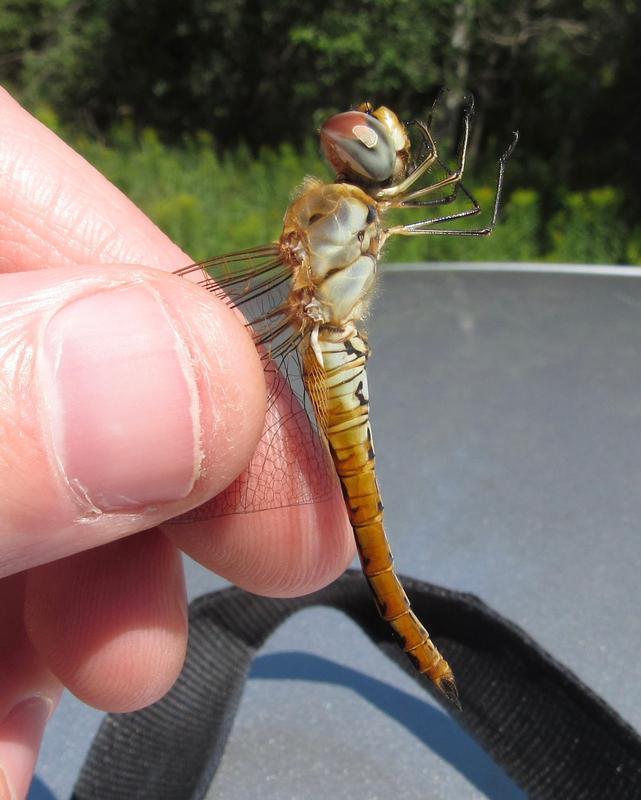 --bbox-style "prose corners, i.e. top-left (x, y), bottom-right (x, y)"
top-left (0, 89), bottom-right (353, 799)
